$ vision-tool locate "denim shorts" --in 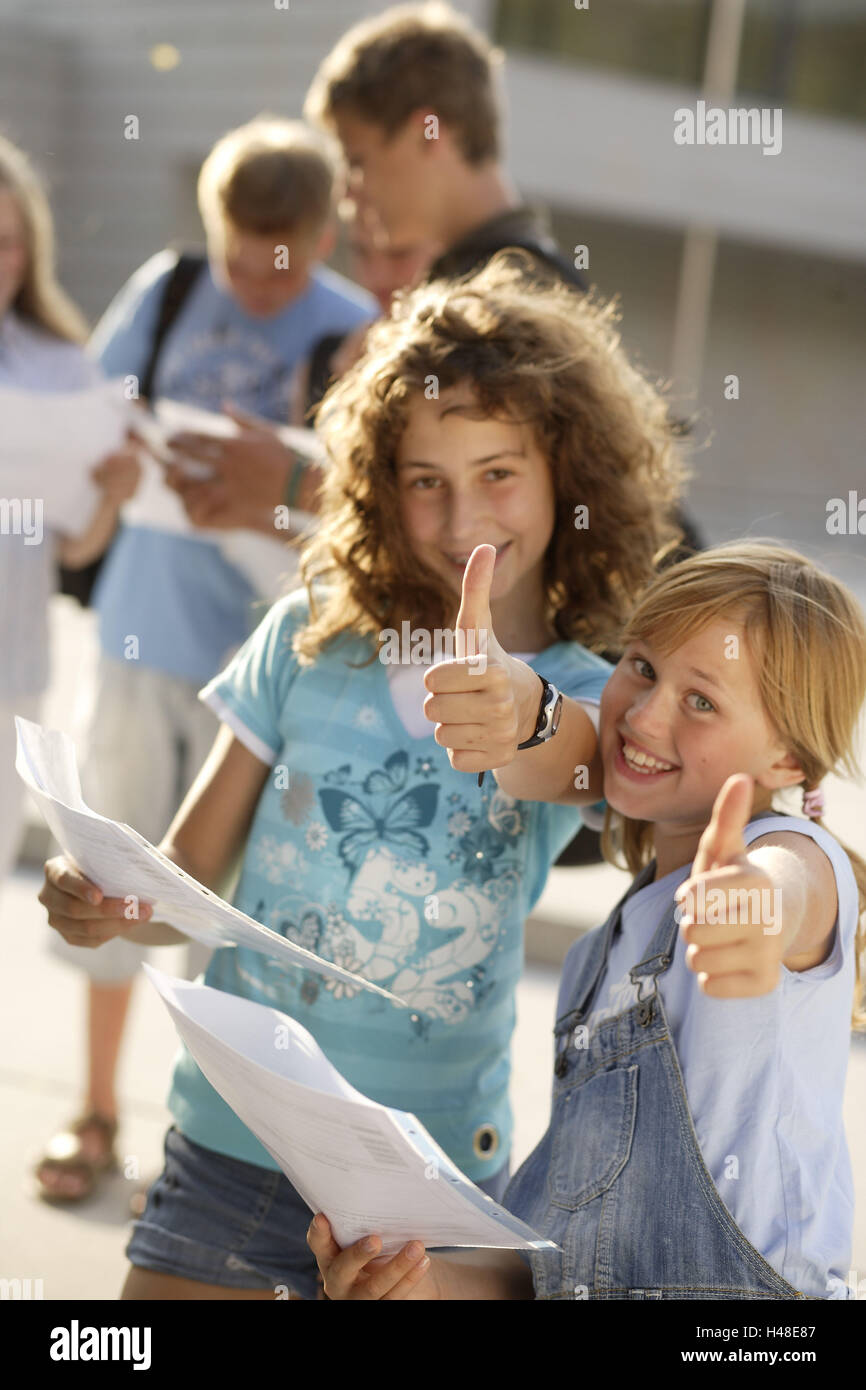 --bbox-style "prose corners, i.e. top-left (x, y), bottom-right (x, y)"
top-left (126, 1126), bottom-right (511, 1298)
